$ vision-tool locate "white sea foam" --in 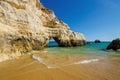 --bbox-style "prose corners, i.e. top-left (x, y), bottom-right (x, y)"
top-left (32, 55), bottom-right (44, 64)
top-left (32, 55), bottom-right (99, 69)
top-left (32, 55), bottom-right (56, 69)
top-left (47, 66), bottom-right (56, 69)
top-left (73, 59), bottom-right (99, 64)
